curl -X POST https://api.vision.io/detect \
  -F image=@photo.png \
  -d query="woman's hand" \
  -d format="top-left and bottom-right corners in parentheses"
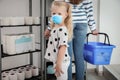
top-left (54, 63), bottom-right (64, 77)
top-left (44, 29), bottom-right (51, 38)
top-left (92, 29), bottom-right (98, 35)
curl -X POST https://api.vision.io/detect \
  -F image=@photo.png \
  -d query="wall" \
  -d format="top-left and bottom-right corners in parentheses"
top-left (95, 0), bottom-right (120, 73)
top-left (100, 0), bottom-right (120, 64)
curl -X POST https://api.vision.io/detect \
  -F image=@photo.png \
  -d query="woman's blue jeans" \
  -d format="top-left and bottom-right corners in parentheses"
top-left (68, 23), bottom-right (87, 80)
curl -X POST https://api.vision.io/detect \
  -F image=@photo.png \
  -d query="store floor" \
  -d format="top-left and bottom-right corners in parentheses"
top-left (72, 69), bottom-right (106, 80)
top-left (47, 69), bottom-right (106, 80)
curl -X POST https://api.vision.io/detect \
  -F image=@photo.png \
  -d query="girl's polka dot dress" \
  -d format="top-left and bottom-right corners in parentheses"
top-left (45, 26), bottom-right (70, 63)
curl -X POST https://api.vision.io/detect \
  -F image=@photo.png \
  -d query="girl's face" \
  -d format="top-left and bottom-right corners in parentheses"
top-left (51, 5), bottom-right (67, 25)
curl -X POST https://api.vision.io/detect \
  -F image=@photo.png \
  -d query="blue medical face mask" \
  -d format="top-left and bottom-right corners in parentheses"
top-left (51, 14), bottom-right (62, 24)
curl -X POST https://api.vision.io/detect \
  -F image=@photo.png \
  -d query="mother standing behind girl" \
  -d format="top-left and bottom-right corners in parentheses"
top-left (45, 1), bottom-right (73, 80)
top-left (64, 0), bottom-right (98, 80)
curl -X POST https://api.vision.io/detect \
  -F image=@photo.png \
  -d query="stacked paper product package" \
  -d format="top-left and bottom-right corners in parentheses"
top-left (3, 33), bottom-right (35, 55)
top-left (0, 17), bottom-right (40, 26)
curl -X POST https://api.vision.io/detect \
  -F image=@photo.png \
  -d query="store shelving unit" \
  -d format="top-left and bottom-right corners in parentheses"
top-left (0, 0), bottom-right (44, 80)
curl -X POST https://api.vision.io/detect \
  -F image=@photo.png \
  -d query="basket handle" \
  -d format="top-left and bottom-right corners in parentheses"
top-left (86, 32), bottom-right (110, 45)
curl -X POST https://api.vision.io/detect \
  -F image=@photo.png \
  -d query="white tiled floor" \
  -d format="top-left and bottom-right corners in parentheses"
top-left (73, 69), bottom-right (106, 80)
top-left (47, 69), bottom-right (107, 80)
top-left (86, 69), bottom-right (106, 80)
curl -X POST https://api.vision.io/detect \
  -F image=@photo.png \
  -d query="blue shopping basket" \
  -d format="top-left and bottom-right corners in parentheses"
top-left (84, 33), bottom-right (116, 65)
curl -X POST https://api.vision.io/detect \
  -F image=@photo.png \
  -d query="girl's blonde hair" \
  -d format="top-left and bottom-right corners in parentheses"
top-left (50, 1), bottom-right (73, 41)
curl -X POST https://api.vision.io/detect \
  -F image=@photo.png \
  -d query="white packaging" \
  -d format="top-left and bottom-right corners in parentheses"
top-left (9, 17), bottom-right (18, 25)
top-left (24, 17), bottom-right (33, 25)
top-left (2, 75), bottom-right (9, 80)
top-left (2, 71), bottom-right (10, 76)
top-left (17, 17), bottom-right (25, 25)
top-left (9, 72), bottom-right (17, 80)
top-left (25, 68), bottom-right (32, 79)
top-left (9, 17), bottom-right (24, 25)
top-left (4, 33), bottom-right (35, 55)
top-left (33, 17), bottom-right (40, 24)
top-left (72, 63), bottom-right (75, 73)
top-left (17, 70), bottom-right (25, 80)
top-left (0, 17), bottom-right (2, 25)
top-left (1, 17), bottom-right (10, 25)
top-left (10, 69), bottom-right (17, 73)
top-left (32, 66), bottom-right (39, 76)
top-left (3, 35), bottom-right (7, 53)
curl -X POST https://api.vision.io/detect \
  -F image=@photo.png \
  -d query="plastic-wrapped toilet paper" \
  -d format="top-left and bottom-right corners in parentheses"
top-left (9, 17), bottom-right (17, 25)
top-left (10, 69), bottom-right (17, 73)
top-left (17, 70), bottom-right (25, 80)
top-left (18, 67), bottom-right (25, 72)
top-left (24, 17), bottom-right (33, 25)
top-left (9, 17), bottom-right (24, 25)
top-left (32, 66), bottom-right (39, 76)
top-left (1, 17), bottom-right (10, 25)
top-left (2, 75), bottom-right (9, 80)
top-left (9, 73), bottom-right (17, 80)
top-left (25, 68), bottom-right (32, 79)
top-left (2, 71), bottom-right (9, 76)
top-left (3, 33), bottom-right (35, 55)
top-left (33, 17), bottom-right (40, 24)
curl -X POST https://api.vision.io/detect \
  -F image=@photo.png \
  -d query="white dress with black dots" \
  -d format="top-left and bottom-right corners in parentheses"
top-left (45, 26), bottom-right (70, 63)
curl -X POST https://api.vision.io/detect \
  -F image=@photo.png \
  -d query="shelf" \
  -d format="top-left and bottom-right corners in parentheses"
top-left (0, 24), bottom-right (41, 27)
top-left (47, 74), bottom-right (56, 80)
top-left (2, 65), bottom-right (41, 80)
top-left (25, 75), bottom-right (41, 80)
top-left (2, 49), bottom-right (41, 58)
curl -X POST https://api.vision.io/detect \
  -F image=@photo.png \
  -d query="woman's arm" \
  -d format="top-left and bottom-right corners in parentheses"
top-left (84, 0), bottom-right (98, 34)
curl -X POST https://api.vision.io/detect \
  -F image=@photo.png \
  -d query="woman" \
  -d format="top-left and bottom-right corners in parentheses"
top-left (66, 0), bottom-right (98, 80)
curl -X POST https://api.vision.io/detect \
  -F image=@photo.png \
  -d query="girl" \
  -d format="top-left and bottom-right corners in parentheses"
top-left (45, 0), bottom-right (98, 80)
top-left (45, 1), bottom-right (73, 80)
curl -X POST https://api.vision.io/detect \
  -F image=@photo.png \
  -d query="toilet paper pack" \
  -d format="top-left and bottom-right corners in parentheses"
top-left (3, 33), bottom-right (35, 55)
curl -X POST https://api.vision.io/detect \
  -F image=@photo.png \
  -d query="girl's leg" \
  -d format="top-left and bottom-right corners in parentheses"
top-left (57, 60), bottom-right (70, 80)
top-left (73, 23), bottom-right (87, 80)
top-left (68, 41), bottom-right (73, 80)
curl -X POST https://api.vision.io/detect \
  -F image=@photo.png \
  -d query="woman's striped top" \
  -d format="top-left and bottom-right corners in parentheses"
top-left (66, 0), bottom-right (96, 31)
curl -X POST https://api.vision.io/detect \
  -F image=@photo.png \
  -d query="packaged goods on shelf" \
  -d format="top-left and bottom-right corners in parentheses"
top-left (24, 17), bottom-right (33, 25)
top-left (0, 17), bottom-right (10, 25)
top-left (3, 33), bottom-right (35, 55)
top-left (33, 17), bottom-right (40, 24)
top-left (9, 17), bottom-right (24, 25)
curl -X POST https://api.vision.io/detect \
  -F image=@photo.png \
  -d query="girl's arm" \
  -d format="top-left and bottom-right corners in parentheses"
top-left (56, 45), bottom-right (66, 65)
top-left (54, 27), bottom-right (68, 77)
top-left (54, 45), bottom-right (66, 76)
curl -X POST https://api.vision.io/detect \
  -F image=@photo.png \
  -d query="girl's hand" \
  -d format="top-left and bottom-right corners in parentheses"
top-left (44, 29), bottom-right (51, 38)
top-left (92, 29), bottom-right (98, 35)
top-left (54, 63), bottom-right (64, 77)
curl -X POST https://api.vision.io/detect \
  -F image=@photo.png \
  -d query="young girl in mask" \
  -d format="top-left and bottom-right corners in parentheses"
top-left (45, 0), bottom-right (98, 80)
top-left (45, 1), bottom-right (73, 80)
